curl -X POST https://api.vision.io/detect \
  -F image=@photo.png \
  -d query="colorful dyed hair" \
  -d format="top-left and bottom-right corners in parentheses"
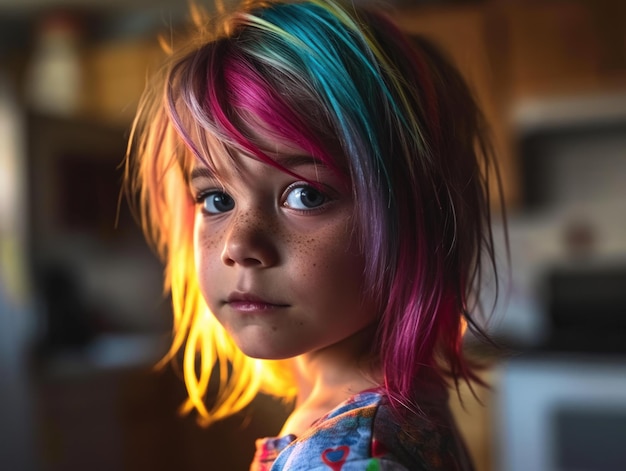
top-left (126, 0), bottom-right (501, 425)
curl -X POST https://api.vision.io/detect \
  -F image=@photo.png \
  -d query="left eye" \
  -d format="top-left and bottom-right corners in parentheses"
top-left (200, 191), bottom-right (235, 214)
top-left (284, 185), bottom-right (326, 210)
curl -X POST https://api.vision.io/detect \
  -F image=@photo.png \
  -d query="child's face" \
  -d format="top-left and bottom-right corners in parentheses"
top-left (188, 139), bottom-right (378, 360)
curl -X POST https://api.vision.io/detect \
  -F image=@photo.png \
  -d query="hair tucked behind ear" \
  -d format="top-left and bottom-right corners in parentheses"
top-left (125, 0), bottom-right (504, 425)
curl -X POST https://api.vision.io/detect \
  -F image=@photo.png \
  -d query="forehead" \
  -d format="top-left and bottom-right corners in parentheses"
top-left (188, 127), bottom-right (307, 169)
top-left (188, 150), bottom-right (327, 183)
top-left (185, 123), bottom-right (348, 186)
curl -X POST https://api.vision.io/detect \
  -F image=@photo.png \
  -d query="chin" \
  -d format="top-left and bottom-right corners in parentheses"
top-left (235, 340), bottom-right (301, 361)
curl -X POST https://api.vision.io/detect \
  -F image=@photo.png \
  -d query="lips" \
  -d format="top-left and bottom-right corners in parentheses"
top-left (225, 292), bottom-right (289, 312)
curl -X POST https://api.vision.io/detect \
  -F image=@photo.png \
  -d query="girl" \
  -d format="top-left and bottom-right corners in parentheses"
top-left (126, 0), bottom-right (503, 469)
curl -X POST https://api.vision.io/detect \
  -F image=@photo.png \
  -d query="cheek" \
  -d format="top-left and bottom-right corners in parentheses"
top-left (193, 217), bottom-right (224, 292)
top-left (194, 221), bottom-right (214, 260)
top-left (288, 223), bottom-right (366, 297)
top-left (195, 226), bottom-right (222, 254)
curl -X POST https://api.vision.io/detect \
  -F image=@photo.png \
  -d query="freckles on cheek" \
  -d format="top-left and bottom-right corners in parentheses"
top-left (287, 234), bottom-right (322, 278)
top-left (287, 225), bottom-right (360, 285)
top-left (194, 213), bottom-right (223, 250)
top-left (194, 223), bottom-right (225, 277)
top-left (287, 234), bottom-right (334, 280)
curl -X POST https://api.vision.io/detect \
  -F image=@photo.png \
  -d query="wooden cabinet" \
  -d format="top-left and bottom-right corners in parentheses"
top-left (390, 0), bottom-right (626, 209)
top-left (500, 0), bottom-right (626, 99)
top-left (390, 4), bottom-right (519, 208)
top-left (81, 38), bottom-right (165, 126)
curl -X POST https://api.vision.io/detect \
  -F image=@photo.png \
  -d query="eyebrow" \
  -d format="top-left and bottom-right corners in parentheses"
top-left (189, 166), bottom-right (216, 183)
top-left (188, 154), bottom-right (327, 184)
top-left (274, 154), bottom-right (326, 169)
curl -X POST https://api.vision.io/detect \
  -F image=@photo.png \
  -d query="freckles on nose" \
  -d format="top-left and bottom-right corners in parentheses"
top-left (221, 211), bottom-right (282, 266)
top-left (231, 213), bottom-right (262, 238)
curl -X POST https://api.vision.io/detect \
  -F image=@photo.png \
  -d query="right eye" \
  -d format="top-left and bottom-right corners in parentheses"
top-left (198, 191), bottom-right (235, 214)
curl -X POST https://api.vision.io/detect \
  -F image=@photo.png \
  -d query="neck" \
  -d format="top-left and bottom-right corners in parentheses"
top-left (292, 323), bottom-right (381, 409)
top-left (280, 324), bottom-right (381, 436)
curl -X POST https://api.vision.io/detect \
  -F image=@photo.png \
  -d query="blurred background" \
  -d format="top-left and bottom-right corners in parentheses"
top-left (0, 0), bottom-right (625, 470)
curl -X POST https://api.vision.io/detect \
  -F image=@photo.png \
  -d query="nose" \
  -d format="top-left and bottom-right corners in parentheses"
top-left (220, 211), bottom-right (279, 268)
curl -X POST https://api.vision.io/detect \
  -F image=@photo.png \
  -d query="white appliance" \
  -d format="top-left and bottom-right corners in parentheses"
top-left (497, 355), bottom-right (626, 471)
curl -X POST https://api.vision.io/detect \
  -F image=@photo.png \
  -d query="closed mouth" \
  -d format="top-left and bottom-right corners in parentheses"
top-left (225, 292), bottom-right (289, 310)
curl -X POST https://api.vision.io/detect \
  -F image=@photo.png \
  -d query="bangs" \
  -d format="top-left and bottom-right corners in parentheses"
top-left (166, 32), bottom-right (349, 188)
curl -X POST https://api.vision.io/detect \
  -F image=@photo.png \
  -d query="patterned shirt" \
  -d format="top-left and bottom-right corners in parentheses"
top-left (250, 390), bottom-right (474, 471)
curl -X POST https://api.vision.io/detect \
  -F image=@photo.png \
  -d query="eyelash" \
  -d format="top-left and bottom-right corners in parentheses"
top-left (282, 182), bottom-right (330, 212)
top-left (195, 190), bottom-right (234, 215)
top-left (194, 183), bottom-right (332, 215)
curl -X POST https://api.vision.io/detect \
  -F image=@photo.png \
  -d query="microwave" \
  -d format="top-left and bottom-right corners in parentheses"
top-left (496, 354), bottom-right (626, 471)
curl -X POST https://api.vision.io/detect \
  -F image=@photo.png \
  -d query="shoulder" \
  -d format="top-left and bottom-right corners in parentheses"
top-left (271, 391), bottom-right (474, 471)
top-left (271, 391), bottom-right (382, 470)
top-left (371, 395), bottom-right (475, 471)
